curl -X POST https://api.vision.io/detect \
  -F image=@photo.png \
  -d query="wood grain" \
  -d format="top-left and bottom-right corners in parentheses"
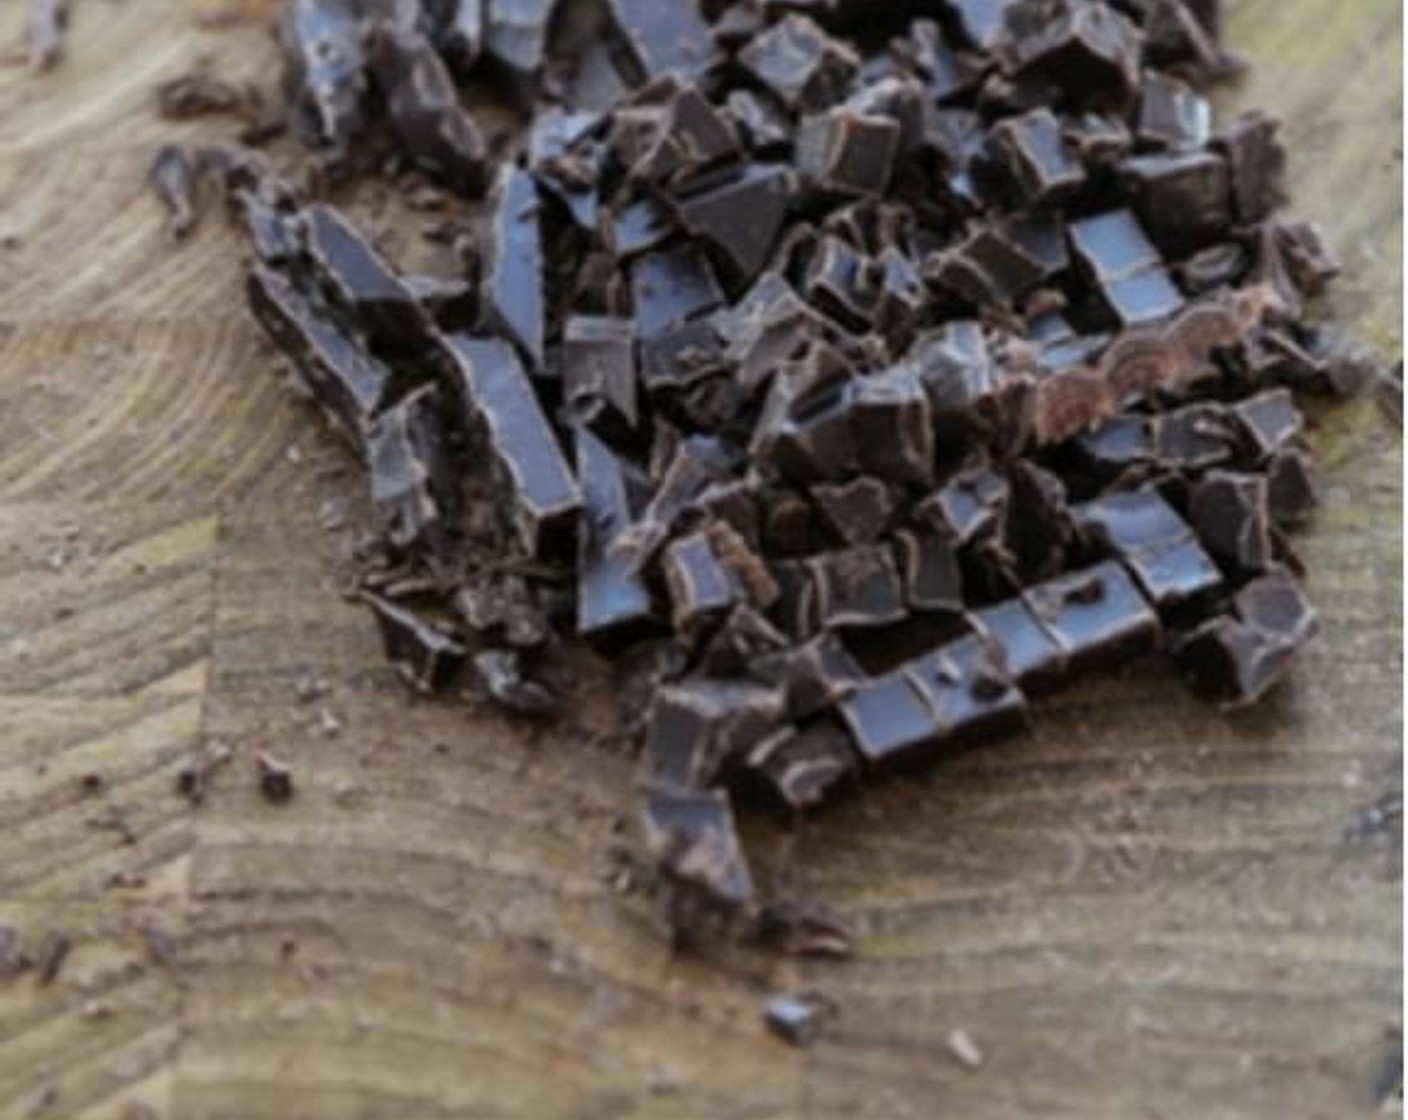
top-left (0, 1), bottom-right (1400, 1118)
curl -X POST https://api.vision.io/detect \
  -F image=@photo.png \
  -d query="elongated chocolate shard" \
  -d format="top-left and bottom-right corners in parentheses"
top-left (480, 165), bottom-right (545, 369)
top-left (1121, 150), bottom-right (1234, 256)
top-left (474, 648), bottom-right (560, 715)
top-left (246, 264), bottom-right (395, 449)
top-left (1229, 388), bottom-right (1304, 461)
top-left (969, 598), bottom-right (1067, 690)
top-left (811, 476), bottom-right (894, 546)
top-left (1213, 111), bottom-right (1285, 224)
top-left (304, 204), bottom-right (434, 350)
top-left (1006, 0), bottom-right (1142, 110)
top-left (839, 635), bottom-right (1026, 767)
top-left (751, 633), bottom-right (865, 720)
top-left (148, 145), bottom-right (202, 241)
top-left (366, 22), bottom-right (487, 194)
top-left (367, 594), bottom-right (467, 693)
top-left (575, 426), bottom-right (656, 643)
top-left (444, 335), bottom-right (581, 558)
top-left (367, 383), bottom-right (454, 561)
top-left (1068, 209), bottom-right (1184, 326)
top-left (1174, 569), bottom-right (1317, 708)
top-left (281, 0), bottom-right (370, 159)
top-left (641, 780), bottom-right (755, 912)
top-left (606, 0), bottom-right (713, 85)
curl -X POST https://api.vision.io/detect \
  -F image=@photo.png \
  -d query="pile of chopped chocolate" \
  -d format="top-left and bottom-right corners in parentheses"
top-left (156, 0), bottom-right (1380, 946)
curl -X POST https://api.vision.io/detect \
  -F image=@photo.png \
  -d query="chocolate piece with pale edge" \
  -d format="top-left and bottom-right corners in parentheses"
top-left (576, 426), bottom-right (656, 644)
top-left (368, 384), bottom-right (454, 562)
top-left (1021, 560), bottom-right (1163, 674)
top-left (368, 594), bottom-right (467, 693)
top-left (480, 165), bottom-right (545, 369)
top-left (641, 780), bottom-right (755, 912)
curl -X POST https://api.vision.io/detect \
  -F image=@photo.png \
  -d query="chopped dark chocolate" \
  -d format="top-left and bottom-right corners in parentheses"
top-left (1006, 0), bottom-right (1142, 110)
top-left (1121, 150), bottom-right (1234, 255)
top-left (1212, 111), bottom-right (1285, 224)
top-left (473, 648), bottom-right (559, 715)
top-left (1021, 561), bottom-right (1162, 674)
top-left (806, 543), bottom-right (906, 630)
top-left (257, 752), bottom-right (295, 803)
top-left (366, 22), bottom-right (488, 194)
top-left (1229, 388), bottom-right (1304, 461)
top-left (646, 678), bottom-right (786, 788)
top-left (630, 242), bottom-right (726, 339)
top-left (737, 14), bottom-right (859, 113)
top-left (751, 633), bottom-right (864, 719)
top-left (1068, 209), bottom-right (1185, 326)
top-left (641, 780), bottom-right (755, 912)
top-left (367, 593), bottom-right (467, 693)
top-left (810, 476), bottom-right (894, 545)
top-left (1265, 448), bottom-right (1321, 528)
top-left (1188, 469), bottom-right (1274, 571)
top-left (747, 719), bottom-right (857, 811)
top-left (444, 335), bottom-right (581, 558)
top-left (480, 165), bottom-right (546, 369)
top-left (675, 164), bottom-right (795, 283)
top-left (576, 426), bottom-right (657, 643)
top-left (763, 992), bottom-right (835, 1046)
top-left (367, 384), bottom-right (454, 561)
top-left (148, 145), bottom-right (202, 241)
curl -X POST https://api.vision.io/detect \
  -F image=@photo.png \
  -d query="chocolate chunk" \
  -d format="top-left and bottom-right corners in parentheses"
top-left (1007, 0), bottom-right (1142, 110)
top-left (909, 321), bottom-right (999, 438)
top-left (1022, 561), bottom-right (1162, 674)
top-left (751, 633), bottom-right (864, 720)
top-left (427, 0), bottom-right (483, 69)
top-left (618, 434), bottom-right (734, 565)
top-left (970, 598), bottom-right (1067, 689)
top-left (403, 273), bottom-right (478, 330)
top-left (630, 84), bottom-right (741, 186)
top-left (631, 242), bottom-right (726, 339)
top-left (562, 316), bottom-right (638, 433)
top-left (989, 108), bottom-right (1085, 206)
top-left (1265, 448), bottom-right (1321, 528)
top-left (1229, 388), bottom-right (1304, 461)
top-left (763, 992), bottom-right (836, 1046)
top-left (304, 204), bottom-right (433, 350)
top-left (610, 193), bottom-right (676, 258)
top-left (367, 594), bottom-right (467, 693)
top-left (281, 0), bottom-right (369, 159)
top-left (806, 543), bottom-right (906, 630)
top-left (1154, 401), bottom-right (1239, 468)
top-left (1212, 111), bottom-right (1285, 224)
top-left (1072, 413), bottom-right (1156, 474)
top-left (839, 635), bottom-right (1026, 766)
top-left (639, 318), bottom-right (729, 391)
top-left (901, 18), bottom-right (982, 102)
top-left (933, 225), bottom-right (1049, 309)
top-left (482, 0), bottom-right (555, 83)
top-left (802, 234), bottom-right (874, 329)
top-left (851, 365), bottom-right (935, 484)
top-left (1188, 469), bottom-right (1274, 571)
top-left (1121, 151), bottom-right (1233, 256)
top-left (737, 14), bottom-right (859, 112)
top-left (949, 0), bottom-right (1020, 52)
top-left (366, 22), bottom-right (487, 194)
top-left (747, 720), bottom-right (857, 811)
top-left (1074, 487), bottom-right (1223, 610)
top-left (1068, 210), bottom-right (1184, 326)
top-left (480, 165), bottom-right (545, 368)
top-left (1136, 72), bottom-right (1211, 150)
top-left (1062, 110), bottom-right (1132, 167)
top-left (675, 164), bottom-right (794, 282)
top-left (444, 335), bottom-right (582, 558)
top-left (473, 648), bottom-right (559, 715)
top-left (796, 107), bottom-right (901, 198)
top-left (156, 70), bottom-right (250, 120)
top-left (641, 780), bottom-right (755, 912)
top-left (245, 264), bottom-right (395, 448)
top-left (575, 426), bottom-right (656, 643)
top-left (1174, 569), bottom-right (1317, 708)
top-left (606, 0), bottom-right (712, 85)
top-left (894, 529), bottom-right (963, 614)
top-left (916, 466), bottom-right (1009, 548)
top-left (811, 476), bottom-right (894, 545)
top-left (256, 753), bottom-right (295, 803)
top-left (367, 384), bottom-right (454, 561)
top-left (697, 603), bottom-right (790, 675)
top-left (646, 678), bottom-right (786, 787)
top-left (725, 90), bottom-right (794, 155)
top-left (148, 145), bottom-right (202, 241)
top-left (664, 530), bottom-right (742, 632)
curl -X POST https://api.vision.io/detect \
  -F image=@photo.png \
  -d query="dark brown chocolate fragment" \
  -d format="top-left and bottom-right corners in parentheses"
top-left (838, 635), bottom-right (1026, 766)
top-left (737, 14), bottom-right (859, 112)
top-left (630, 84), bottom-right (741, 186)
top-left (304, 204), bottom-right (434, 350)
top-left (641, 780), bottom-right (755, 911)
top-left (148, 145), bottom-right (202, 241)
top-left (367, 384), bottom-right (453, 561)
top-left (664, 530), bottom-right (742, 632)
top-left (1229, 388), bottom-right (1304, 461)
top-left (609, 193), bottom-right (676, 258)
top-left (751, 632), bottom-right (865, 720)
top-left (1188, 469), bottom-right (1274, 571)
top-left (763, 992), bottom-right (835, 1046)
top-left (1072, 413), bottom-right (1156, 474)
top-left (281, 0), bottom-right (369, 159)
top-left (725, 90), bottom-right (794, 154)
top-left (482, 0), bottom-right (555, 84)
top-left (752, 902), bottom-right (855, 958)
top-left (894, 529), bottom-right (963, 614)
top-left (1136, 72), bottom-right (1210, 150)
top-left (1174, 569), bottom-right (1317, 708)
top-left (426, 0), bottom-right (483, 70)
top-left (367, 594), bottom-right (467, 693)
top-left (969, 597), bottom-right (1066, 690)
top-left (1212, 111), bottom-right (1285, 224)
top-left (675, 164), bottom-right (795, 282)
top-left (444, 335), bottom-right (581, 558)
top-left (811, 476), bottom-right (894, 545)
top-left (806, 543), bottom-right (906, 630)
top-left (245, 264), bottom-right (395, 448)
top-left (646, 678), bottom-right (786, 788)
top-left (1007, 0), bottom-right (1142, 109)
top-left (1074, 488), bottom-right (1223, 610)
top-left (747, 718), bottom-right (857, 811)
top-left (1177, 242), bottom-right (1249, 295)
top-left (257, 752), bottom-right (295, 803)
top-left (630, 242), bottom-right (726, 340)
top-left (366, 22), bottom-right (488, 194)
top-left (606, 0), bottom-right (712, 85)
top-left (575, 426), bottom-right (656, 643)
top-left (1153, 401), bottom-right (1239, 469)
top-left (473, 649), bottom-right (559, 715)
top-left (796, 107), bottom-right (901, 198)
top-left (1265, 448), bottom-right (1321, 528)
top-left (562, 316), bottom-right (638, 433)
top-left (917, 466), bottom-right (1009, 548)
top-left (1121, 150), bottom-right (1234, 256)
top-left (909, 321), bottom-right (1000, 438)
top-left (989, 108), bottom-right (1085, 206)
top-left (1022, 560), bottom-right (1162, 674)
top-left (156, 70), bottom-right (250, 120)
top-left (1068, 210), bottom-right (1184, 327)
top-left (950, 0), bottom-right (1019, 52)
top-left (480, 165), bottom-right (545, 369)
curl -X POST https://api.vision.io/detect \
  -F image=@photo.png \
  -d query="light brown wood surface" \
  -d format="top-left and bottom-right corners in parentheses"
top-left (0, 2), bottom-right (1401, 1118)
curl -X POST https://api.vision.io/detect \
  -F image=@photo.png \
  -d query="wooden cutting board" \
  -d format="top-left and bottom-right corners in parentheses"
top-left (0, 2), bottom-right (1400, 1117)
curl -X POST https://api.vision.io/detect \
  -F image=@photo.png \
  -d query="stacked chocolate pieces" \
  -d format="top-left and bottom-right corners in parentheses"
top-left (211, 0), bottom-right (1365, 942)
